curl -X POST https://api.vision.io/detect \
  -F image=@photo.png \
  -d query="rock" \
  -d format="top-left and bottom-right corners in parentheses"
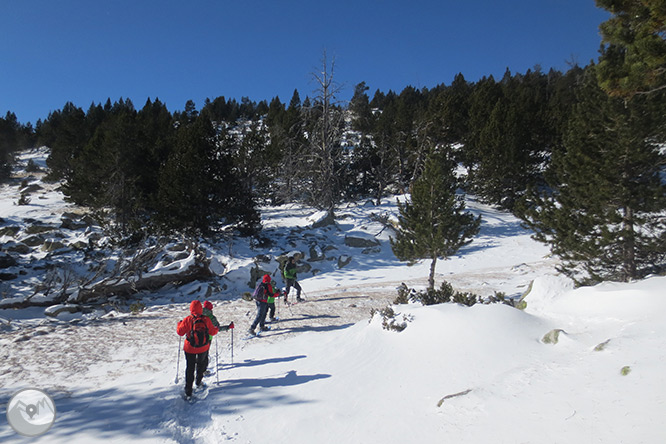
top-left (308, 210), bottom-right (336, 228)
top-left (71, 241), bottom-right (89, 250)
top-left (308, 244), bottom-right (326, 261)
top-left (3, 242), bottom-right (31, 255)
top-left (0, 254), bottom-right (18, 268)
top-left (0, 226), bottom-right (21, 237)
top-left (338, 255), bottom-right (352, 269)
top-left (254, 254), bottom-right (272, 263)
top-left (42, 240), bottom-right (67, 252)
top-left (249, 265), bottom-right (274, 289)
top-left (22, 234), bottom-right (45, 247)
top-left (25, 224), bottom-right (55, 235)
top-left (542, 329), bottom-right (566, 344)
top-left (60, 217), bottom-right (89, 230)
top-left (344, 232), bottom-right (380, 248)
top-left (362, 246), bottom-right (382, 254)
top-left (0, 272), bottom-right (17, 281)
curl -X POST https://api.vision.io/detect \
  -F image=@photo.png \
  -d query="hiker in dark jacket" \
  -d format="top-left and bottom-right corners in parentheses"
top-left (177, 300), bottom-right (219, 397)
top-left (283, 256), bottom-right (302, 303)
top-left (248, 274), bottom-right (279, 336)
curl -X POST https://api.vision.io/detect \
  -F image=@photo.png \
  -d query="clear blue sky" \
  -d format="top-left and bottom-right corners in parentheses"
top-left (1, 0), bottom-right (610, 125)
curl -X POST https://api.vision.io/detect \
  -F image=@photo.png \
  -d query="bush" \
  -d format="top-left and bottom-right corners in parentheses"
top-left (129, 302), bottom-right (146, 314)
top-left (370, 306), bottom-right (413, 332)
top-left (396, 281), bottom-right (515, 307)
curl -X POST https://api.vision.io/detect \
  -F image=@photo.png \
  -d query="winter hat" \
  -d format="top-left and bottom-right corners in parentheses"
top-left (203, 301), bottom-right (213, 310)
top-left (190, 300), bottom-right (203, 315)
top-left (262, 274), bottom-right (271, 283)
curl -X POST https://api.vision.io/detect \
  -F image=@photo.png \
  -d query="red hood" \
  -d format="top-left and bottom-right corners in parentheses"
top-left (190, 300), bottom-right (203, 316)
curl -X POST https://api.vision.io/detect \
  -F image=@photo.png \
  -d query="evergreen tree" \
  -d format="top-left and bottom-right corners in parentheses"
top-left (0, 113), bottom-right (19, 180)
top-left (349, 81), bottom-right (373, 133)
top-left (156, 116), bottom-right (259, 235)
top-left (42, 102), bottom-right (88, 181)
top-left (596, 0), bottom-right (666, 97)
top-left (391, 149), bottom-right (481, 291)
top-left (518, 66), bottom-right (666, 283)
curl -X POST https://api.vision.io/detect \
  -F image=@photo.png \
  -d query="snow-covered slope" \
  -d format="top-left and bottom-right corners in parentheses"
top-left (1, 149), bottom-right (664, 443)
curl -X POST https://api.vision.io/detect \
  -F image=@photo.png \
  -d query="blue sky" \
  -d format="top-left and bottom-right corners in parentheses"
top-left (1, 0), bottom-right (609, 125)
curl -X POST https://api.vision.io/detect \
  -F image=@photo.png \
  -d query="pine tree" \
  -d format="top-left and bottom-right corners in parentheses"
top-left (156, 114), bottom-right (261, 235)
top-left (391, 149), bottom-right (481, 291)
top-left (518, 66), bottom-right (666, 283)
top-left (596, 0), bottom-right (666, 97)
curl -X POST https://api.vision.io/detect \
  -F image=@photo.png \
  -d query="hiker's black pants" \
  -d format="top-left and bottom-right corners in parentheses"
top-left (284, 279), bottom-right (301, 300)
top-left (184, 350), bottom-right (209, 395)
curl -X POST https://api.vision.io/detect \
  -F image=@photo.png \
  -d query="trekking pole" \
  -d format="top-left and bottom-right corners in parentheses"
top-left (215, 335), bottom-right (220, 385)
top-left (229, 322), bottom-right (235, 365)
top-left (174, 336), bottom-right (182, 384)
top-left (284, 290), bottom-right (294, 315)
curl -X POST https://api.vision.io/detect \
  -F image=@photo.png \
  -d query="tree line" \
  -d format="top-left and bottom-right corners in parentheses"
top-left (1, 1), bottom-right (664, 284)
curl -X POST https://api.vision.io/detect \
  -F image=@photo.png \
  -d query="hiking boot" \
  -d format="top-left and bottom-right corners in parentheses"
top-left (296, 297), bottom-right (304, 302)
top-left (247, 328), bottom-right (256, 336)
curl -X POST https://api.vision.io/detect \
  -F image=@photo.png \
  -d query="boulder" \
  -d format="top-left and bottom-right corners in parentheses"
top-left (362, 246), bottom-right (382, 255)
top-left (338, 255), bottom-right (352, 269)
top-left (61, 217), bottom-right (89, 230)
top-left (308, 244), bottom-right (326, 261)
top-left (42, 240), bottom-right (67, 252)
top-left (344, 232), bottom-right (380, 248)
top-left (25, 224), bottom-right (55, 235)
top-left (0, 226), bottom-right (21, 237)
top-left (3, 242), bottom-right (30, 255)
top-left (22, 234), bottom-right (45, 247)
top-left (308, 210), bottom-right (336, 228)
top-left (0, 254), bottom-right (17, 269)
top-left (542, 329), bottom-right (567, 344)
top-left (249, 265), bottom-right (274, 289)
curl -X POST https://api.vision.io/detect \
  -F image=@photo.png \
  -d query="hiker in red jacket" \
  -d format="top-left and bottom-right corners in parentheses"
top-left (177, 300), bottom-right (219, 397)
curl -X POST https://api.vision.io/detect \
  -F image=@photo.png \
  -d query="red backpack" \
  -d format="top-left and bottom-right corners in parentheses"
top-left (186, 315), bottom-right (210, 348)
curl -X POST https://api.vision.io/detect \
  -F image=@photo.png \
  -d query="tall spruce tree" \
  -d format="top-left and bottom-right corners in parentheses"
top-left (518, 66), bottom-right (666, 283)
top-left (391, 148), bottom-right (481, 291)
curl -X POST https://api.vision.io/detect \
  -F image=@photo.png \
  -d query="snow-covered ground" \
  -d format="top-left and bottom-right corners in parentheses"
top-left (1, 149), bottom-right (664, 443)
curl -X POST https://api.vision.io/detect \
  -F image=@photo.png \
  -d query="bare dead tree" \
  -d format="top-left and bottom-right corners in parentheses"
top-left (304, 50), bottom-right (346, 211)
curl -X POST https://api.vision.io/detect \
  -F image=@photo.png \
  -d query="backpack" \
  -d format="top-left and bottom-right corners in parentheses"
top-left (186, 315), bottom-right (210, 348)
top-left (252, 282), bottom-right (268, 301)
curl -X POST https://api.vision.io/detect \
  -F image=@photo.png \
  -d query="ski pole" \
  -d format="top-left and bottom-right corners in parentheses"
top-left (229, 322), bottom-right (235, 365)
top-left (215, 334), bottom-right (220, 385)
top-left (175, 336), bottom-right (182, 384)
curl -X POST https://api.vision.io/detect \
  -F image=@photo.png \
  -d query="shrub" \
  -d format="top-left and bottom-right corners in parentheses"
top-left (370, 306), bottom-right (413, 332)
top-left (130, 302), bottom-right (146, 314)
